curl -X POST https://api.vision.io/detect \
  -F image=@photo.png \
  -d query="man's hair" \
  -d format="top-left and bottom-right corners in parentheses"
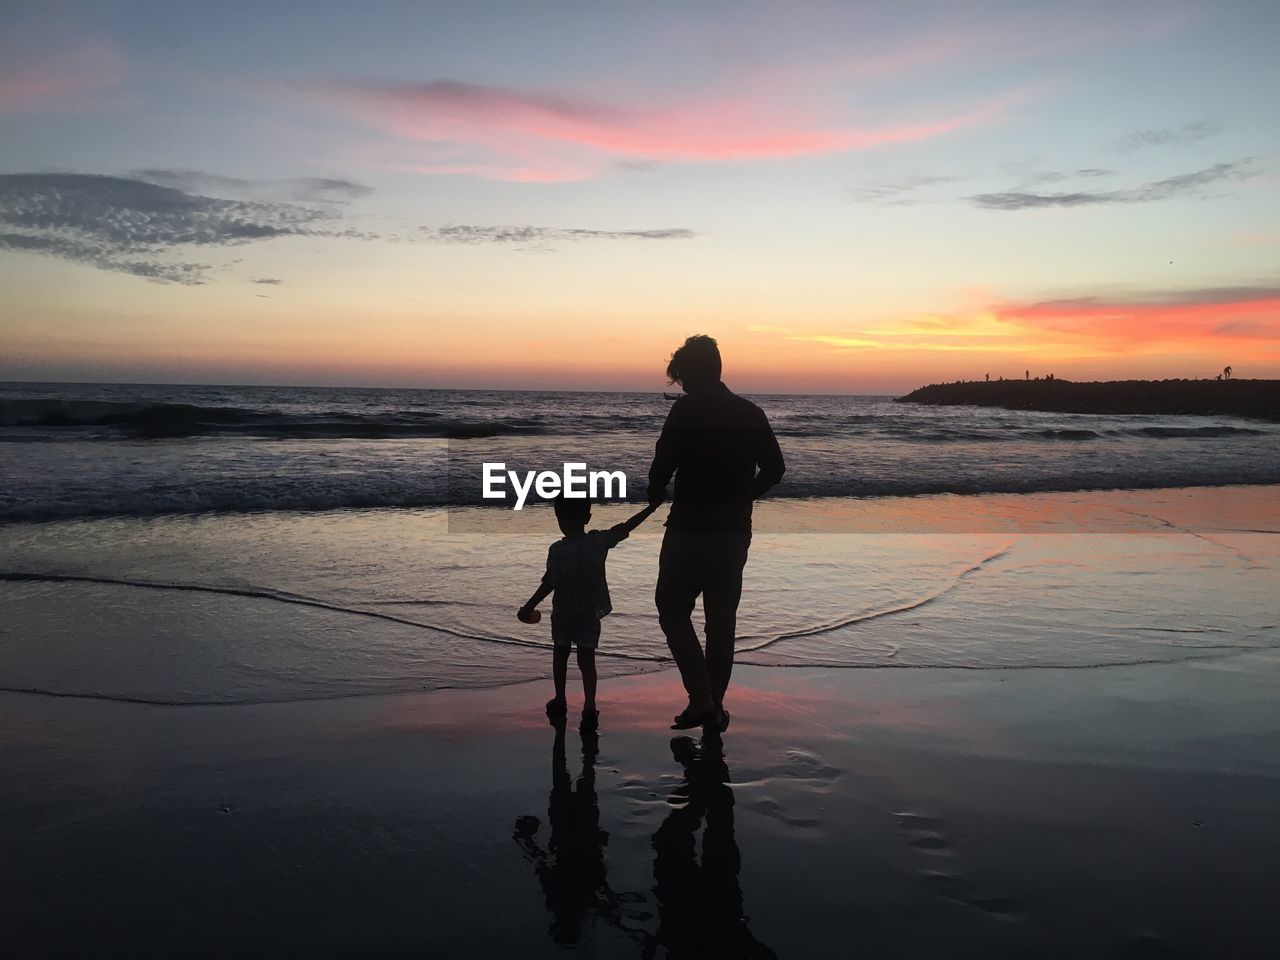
top-left (666, 334), bottom-right (721, 387)
top-left (553, 493), bottom-right (592, 526)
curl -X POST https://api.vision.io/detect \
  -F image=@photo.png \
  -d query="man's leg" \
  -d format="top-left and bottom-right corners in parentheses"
top-left (703, 534), bottom-right (750, 710)
top-left (656, 530), bottom-right (713, 713)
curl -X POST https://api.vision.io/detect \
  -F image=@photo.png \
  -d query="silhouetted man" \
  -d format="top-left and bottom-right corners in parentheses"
top-left (647, 335), bottom-right (785, 731)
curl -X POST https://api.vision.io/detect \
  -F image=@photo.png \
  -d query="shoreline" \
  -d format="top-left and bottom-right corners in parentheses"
top-left (4, 481), bottom-right (1278, 531)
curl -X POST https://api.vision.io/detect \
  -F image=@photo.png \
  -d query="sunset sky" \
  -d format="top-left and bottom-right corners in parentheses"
top-left (2, 0), bottom-right (1278, 393)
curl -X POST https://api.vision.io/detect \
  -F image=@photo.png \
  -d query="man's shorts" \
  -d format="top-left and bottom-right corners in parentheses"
top-left (552, 619), bottom-right (601, 650)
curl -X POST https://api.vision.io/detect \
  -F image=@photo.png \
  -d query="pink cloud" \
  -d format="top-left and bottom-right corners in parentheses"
top-left (305, 76), bottom-right (1019, 181)
top-left (275, 0), bottom-right (1196, 183)
top-left (0, 41), bottom-right (122, 113)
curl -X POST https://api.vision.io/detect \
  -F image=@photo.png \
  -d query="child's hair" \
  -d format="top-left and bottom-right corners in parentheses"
top-left (553, 493), bottom-right (592, 526)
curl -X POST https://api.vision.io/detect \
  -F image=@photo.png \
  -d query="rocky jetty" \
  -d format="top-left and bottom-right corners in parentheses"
top-left (896, 378), bottom-right (1280, 421)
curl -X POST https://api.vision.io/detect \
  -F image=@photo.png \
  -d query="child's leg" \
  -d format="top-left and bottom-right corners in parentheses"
top-left (576, 647), bottom-right (597, 710)
top-left (552, 645), bottom-right (570, 704)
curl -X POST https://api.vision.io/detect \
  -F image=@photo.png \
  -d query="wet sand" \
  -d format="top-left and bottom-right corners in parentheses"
top-left (5, 652), bottom-right (1279, 958)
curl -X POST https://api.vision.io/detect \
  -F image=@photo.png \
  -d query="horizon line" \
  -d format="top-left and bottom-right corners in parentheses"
top-left (0, 377), bottom-right (904, 399)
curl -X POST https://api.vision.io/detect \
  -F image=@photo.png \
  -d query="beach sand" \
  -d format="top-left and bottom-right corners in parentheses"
top-left (5, 651), bottom-right (1280, 958)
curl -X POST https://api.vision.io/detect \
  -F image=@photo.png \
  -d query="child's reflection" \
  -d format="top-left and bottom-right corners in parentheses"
top-left (514, 721), bottom-right (643, 945)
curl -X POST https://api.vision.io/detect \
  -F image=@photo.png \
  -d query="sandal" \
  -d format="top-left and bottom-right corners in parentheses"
top-left (580, 707), bottom-right (599, 732)
top-left (671, 706), bottom-right (716, 730)
top-left (545, 697), bottom-right (568, 720)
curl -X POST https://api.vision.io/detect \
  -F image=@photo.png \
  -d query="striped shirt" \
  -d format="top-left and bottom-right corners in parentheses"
top-left (541, 524), bottom-right (630, 631)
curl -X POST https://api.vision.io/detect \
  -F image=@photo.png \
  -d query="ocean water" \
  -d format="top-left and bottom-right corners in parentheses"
top-left (3, 381), bottom-right (1280, 520)
top-left (2, 382), bottom-right (1278, 706)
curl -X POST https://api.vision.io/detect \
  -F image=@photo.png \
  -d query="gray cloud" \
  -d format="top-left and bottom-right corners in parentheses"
top-left (1213, 319), bottom-right (1280, 338)
top-left (0, 173), bottom-right (341, 283)
top-left (969, 159), bottom-right (1256, 211)
top-left (422, 225), bottom-right (694, 245)
top-left (1115, 121), bottom-right (1220, 153)
top-left (0, 230), bottom-right (208, 284)
top-left (1150, 284), bottom-right (1280, 306)
top-left (130, 169), bottom-right (372, 203)
top-left (849, 175), bottom-right (956, 205)
top-left (1019, 284), bottom-right (1280, 314)
top-left (614, 159), bottom-right (661, 173)
top-left (1015, 167), bottom-right (1114, 186)
top-left (0, 171), bottom-right (696, 282)
top-left (851, 168), bottom-right (1114, 207)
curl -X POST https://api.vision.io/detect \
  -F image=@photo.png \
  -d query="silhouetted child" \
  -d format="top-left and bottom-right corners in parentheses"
top-left (519, 495), bottom-right (658, 731)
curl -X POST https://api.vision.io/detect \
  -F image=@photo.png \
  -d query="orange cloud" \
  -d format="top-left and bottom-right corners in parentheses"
top-left (994, 288), bottom-right (1280, 350)
top-left (748, 285), bottom-right (1280, 378)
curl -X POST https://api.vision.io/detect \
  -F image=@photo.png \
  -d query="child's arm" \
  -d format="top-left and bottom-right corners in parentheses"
top-left (520, 546), bottom-right (556, 620)
top-left (519, 581), bottom-right (553, 618)
top-left (618, 501), bottom-right (659, 535)
top-left (599, 502), bottom-right (660, 550)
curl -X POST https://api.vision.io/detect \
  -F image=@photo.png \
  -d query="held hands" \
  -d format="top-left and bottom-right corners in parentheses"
top-left (646, 484), bottom-right (666, 508)
top-left (517, 605), bottom-right (541, 624)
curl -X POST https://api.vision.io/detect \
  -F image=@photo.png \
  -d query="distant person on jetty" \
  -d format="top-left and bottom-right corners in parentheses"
top-left (519, 496), bottom-right (658, 730)
top-left (648, 335), bottom-right (786, 732)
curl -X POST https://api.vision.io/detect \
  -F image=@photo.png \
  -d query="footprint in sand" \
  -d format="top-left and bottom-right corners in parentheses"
top-left (777, 749), bottom-right (842, 785)
top-left (747, 796), bottom-right (822, 830)
top-left (919, 869), bottom-right (1021, 915)
top-left (894, 811), bottom-right (1022, 918)
top-left (617, 775), bottom-right (669, 817)
top-left (739, 748), bottom-right (841, 830)
top-left (894, 812), bottom-right (951, 851)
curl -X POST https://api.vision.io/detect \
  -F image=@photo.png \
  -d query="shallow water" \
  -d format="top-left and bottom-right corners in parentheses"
top-left (3, 491), bottom-right (1277, 705)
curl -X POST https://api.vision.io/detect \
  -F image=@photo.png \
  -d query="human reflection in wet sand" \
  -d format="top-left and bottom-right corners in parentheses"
top-left (514, 720), bottom-right (646, 946)
top-left (644, 734), bottom-right (776, 959)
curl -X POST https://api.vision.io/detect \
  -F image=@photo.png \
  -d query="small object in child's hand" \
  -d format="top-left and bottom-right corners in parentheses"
top-left (518, 607), bottom-right (541, 624)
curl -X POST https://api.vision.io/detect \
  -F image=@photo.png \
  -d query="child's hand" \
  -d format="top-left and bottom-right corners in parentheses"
top-left (517, 606), bottom-right (541, 624)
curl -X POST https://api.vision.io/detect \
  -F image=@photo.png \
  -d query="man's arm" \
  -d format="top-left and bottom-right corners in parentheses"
top-left (751, 414), bottom-right (785, 500)
top-left (646, 401), bottom-right (684, 506)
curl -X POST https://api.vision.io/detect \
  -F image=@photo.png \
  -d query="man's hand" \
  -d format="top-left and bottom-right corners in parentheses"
top-left (646, 484), bottom-right (666, 508)
top-left (517, 605), bottom-right (541, 624)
